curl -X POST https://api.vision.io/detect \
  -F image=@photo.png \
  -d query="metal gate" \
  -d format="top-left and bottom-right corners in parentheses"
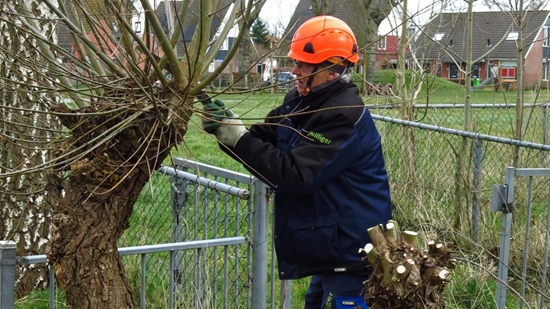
top-left (492, 167), bottom-right (550, 308)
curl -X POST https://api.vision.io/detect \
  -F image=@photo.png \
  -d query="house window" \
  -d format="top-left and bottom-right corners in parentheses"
top-left (221, 37), bottom-right (228, 50)
top-left (506, 31), bottom-right (518, 40)
top-left (543, 61), bottom-right (548, 81)
top-left (208, 60), bottom-right (215, 73)
top-left (134, 21), bottom-right (142, 34)
top-left (112, 23), bottom-right (120, 39)
top-left (377, 36), bottom-right (386, 50)
top-left (433, 32), bottom-right (445, 41)
top-left (449, 63), bottom-right (459, 79)
top-left (544, 27), bottom-right (550, 47)
top-left (471, 64), bottom-right (479, 78)
top-left (449, 39), bottom-right (453, 47)
top-left (501, 66), bottom-right (516, 78)
top-left (487, 39), bottom-right (491, 47)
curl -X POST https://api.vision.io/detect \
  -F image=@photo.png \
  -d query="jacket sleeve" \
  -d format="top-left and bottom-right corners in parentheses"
top-left (222, 108), bottom-right (363, 194)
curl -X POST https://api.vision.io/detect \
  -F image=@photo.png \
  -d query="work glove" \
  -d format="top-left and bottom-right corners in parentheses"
top-left (201, 99), bottom-right (248, 147)
top-left (201, 98), bottom-right (227, 134)
top-left (214, 114), bottom-right (248, 147)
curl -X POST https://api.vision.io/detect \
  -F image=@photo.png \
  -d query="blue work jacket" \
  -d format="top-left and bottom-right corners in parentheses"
top-left (222, 78), bottom-right (392, 279)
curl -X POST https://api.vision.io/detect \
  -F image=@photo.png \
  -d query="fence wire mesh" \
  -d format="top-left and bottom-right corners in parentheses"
top-left (120, 160), bottom-right (254, 309)
top-left (374, 110), bottom-right (548, 237)
top-left (370, 104), bottom-right (550, 308)
top-left (369, 103), bottom-right (548, 145)
top-left (506, 174), bottom-right (550, 308)
top-left (116, 104), bottom-right (550, 308)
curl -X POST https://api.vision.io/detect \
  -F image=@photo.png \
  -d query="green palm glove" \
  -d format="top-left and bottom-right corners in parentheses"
top-left (202, 99), bottom-right (227, 134)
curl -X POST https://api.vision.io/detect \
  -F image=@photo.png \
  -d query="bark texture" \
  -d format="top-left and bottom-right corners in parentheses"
top-left (0, 0), bottom-right (60, 297)
top-left (45, 87), bottom-right (192, 308)
top-left (360, 221), bottom-right (455, 309)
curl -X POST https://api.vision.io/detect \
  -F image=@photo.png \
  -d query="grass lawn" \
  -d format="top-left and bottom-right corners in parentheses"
top-left (16, 71), bottom-right (550, 309)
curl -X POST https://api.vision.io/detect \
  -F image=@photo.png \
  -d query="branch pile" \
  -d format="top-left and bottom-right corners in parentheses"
top-left (359, 220), bottom-right (455, 309)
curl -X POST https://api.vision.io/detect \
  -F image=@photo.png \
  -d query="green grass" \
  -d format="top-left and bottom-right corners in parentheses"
top-left (145, 72), bottom-right (550, 308)
top-left (16, 71), bottom-right (550, 308)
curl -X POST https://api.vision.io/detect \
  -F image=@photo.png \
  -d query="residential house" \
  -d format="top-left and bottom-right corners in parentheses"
top-left (375, 33), bottom-right (401, 70)
top-left (252, 35), bottom-right (284, 82)
top-left (57, 1), bottom-right (236, 81)
top-left (283, 0), bottom-right (402, 73)
top-left (155, 0), bottom-right (235, 75)
top-left (411, 11), bottom-right (550, 88)
top-left (56, 1), bottom-right (140, 65)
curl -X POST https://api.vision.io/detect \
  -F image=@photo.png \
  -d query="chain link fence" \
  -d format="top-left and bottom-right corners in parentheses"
top-left (114, 103), bottom-right (550, 308)
top-left (119, 159), bottom-right (259, 309)
top-left (369, 104), bottom-right (550, 308)
top-left (369, 103), bottom-right (549, 145)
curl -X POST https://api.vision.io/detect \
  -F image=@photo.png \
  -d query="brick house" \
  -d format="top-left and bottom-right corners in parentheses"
top-left (55, 1), bottom-right (142, 85)
top-left (411, 10), bottom-right (550, 88)
top-left (283, 0), bottom-right (402, 73)
top-left (57, 1), bottom-right (236, 76)
top-left (374, 33), bottom-right (401, 70)
top-left (154, 0), bottom-right (235, 74)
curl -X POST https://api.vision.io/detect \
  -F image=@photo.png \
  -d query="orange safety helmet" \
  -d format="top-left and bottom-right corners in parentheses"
top-left (288, 15), bottom-right (359, 65)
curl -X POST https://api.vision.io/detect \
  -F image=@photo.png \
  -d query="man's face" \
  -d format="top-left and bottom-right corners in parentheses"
top-left (291, 60), bottom-right (335, 94)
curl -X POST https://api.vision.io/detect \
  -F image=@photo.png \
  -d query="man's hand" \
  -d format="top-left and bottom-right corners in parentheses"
top-left (201, 99), bottom-right (226, 134)
top-left (215, 115), bottom-right (248, 147)
top-left (201, 98), bottom-right (248, 147)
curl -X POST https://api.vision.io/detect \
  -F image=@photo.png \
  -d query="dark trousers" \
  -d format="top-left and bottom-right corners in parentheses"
top-left (303, 273), bottom-right (369, 309)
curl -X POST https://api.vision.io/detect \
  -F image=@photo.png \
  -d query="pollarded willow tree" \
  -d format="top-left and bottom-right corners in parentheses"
top-left (0, 0), bottom-right (265, 308)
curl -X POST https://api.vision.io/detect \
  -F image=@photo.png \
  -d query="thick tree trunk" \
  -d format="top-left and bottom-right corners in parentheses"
top-left (45, 93), bottom-right (191, 308)
top-left (46, 170), bottom-right (146, 308)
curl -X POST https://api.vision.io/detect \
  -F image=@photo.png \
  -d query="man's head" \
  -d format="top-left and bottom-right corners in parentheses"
top-left (288, 15), bottom-right (359, 96)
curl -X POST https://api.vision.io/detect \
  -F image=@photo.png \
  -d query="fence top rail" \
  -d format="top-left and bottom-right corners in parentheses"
top-left (513, 167), bottom-right (550, 177)
top-left (172, 158), bottom-right (254, 184)
top-left (14, 237), bottom-right (247, 266)
top-left (158, 165), bottom-right (250, 200)
top-left (368, 103), bottom-right (550, 109)
top-left (372, 114), bottom-right (550, 151)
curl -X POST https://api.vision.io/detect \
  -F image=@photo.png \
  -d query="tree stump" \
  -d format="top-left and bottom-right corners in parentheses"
top-left (359, 220), bottom-right (455, 309)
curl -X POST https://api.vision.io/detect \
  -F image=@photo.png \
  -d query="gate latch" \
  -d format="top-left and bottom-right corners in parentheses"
top-left (491, 184), bottom-right (513, 213)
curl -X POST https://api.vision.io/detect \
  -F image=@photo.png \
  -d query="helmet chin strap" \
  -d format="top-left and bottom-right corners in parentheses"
top-left (300, 64), bottom-right (320, 96)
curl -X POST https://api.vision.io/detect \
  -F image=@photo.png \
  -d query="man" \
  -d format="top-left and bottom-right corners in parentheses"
top-left (202, 15), bottom-right (392, 309)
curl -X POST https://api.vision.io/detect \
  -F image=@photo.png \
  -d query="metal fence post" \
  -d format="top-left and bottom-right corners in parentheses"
top-left (252, 179), bottom-right (269, 309)
top-left (170, 163), bottom-right (187, 303)
top-left (542, 103), bottom-right (548, 167)
top-left (472, 137), bottom-right (483, 242)
top-left (0, 240), bottom-right (16, 309)
top-left (492, 167), bottom-right (515, 309)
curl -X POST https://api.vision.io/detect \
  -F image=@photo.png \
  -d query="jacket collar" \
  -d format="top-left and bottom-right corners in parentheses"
top-left (292, 77), bottom-right (352, 109)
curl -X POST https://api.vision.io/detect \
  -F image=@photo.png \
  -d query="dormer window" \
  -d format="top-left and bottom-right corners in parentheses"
top-left (433, 32), bottom-right (445, 41)
top-left (506, 31), bottom-right (518, 40)
top-left (134, 21), bottom-right (142, 34)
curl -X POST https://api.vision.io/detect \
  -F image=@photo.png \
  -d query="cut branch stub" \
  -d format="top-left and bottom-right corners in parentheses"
top-left (361, 221), bottom-right (455, 309)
